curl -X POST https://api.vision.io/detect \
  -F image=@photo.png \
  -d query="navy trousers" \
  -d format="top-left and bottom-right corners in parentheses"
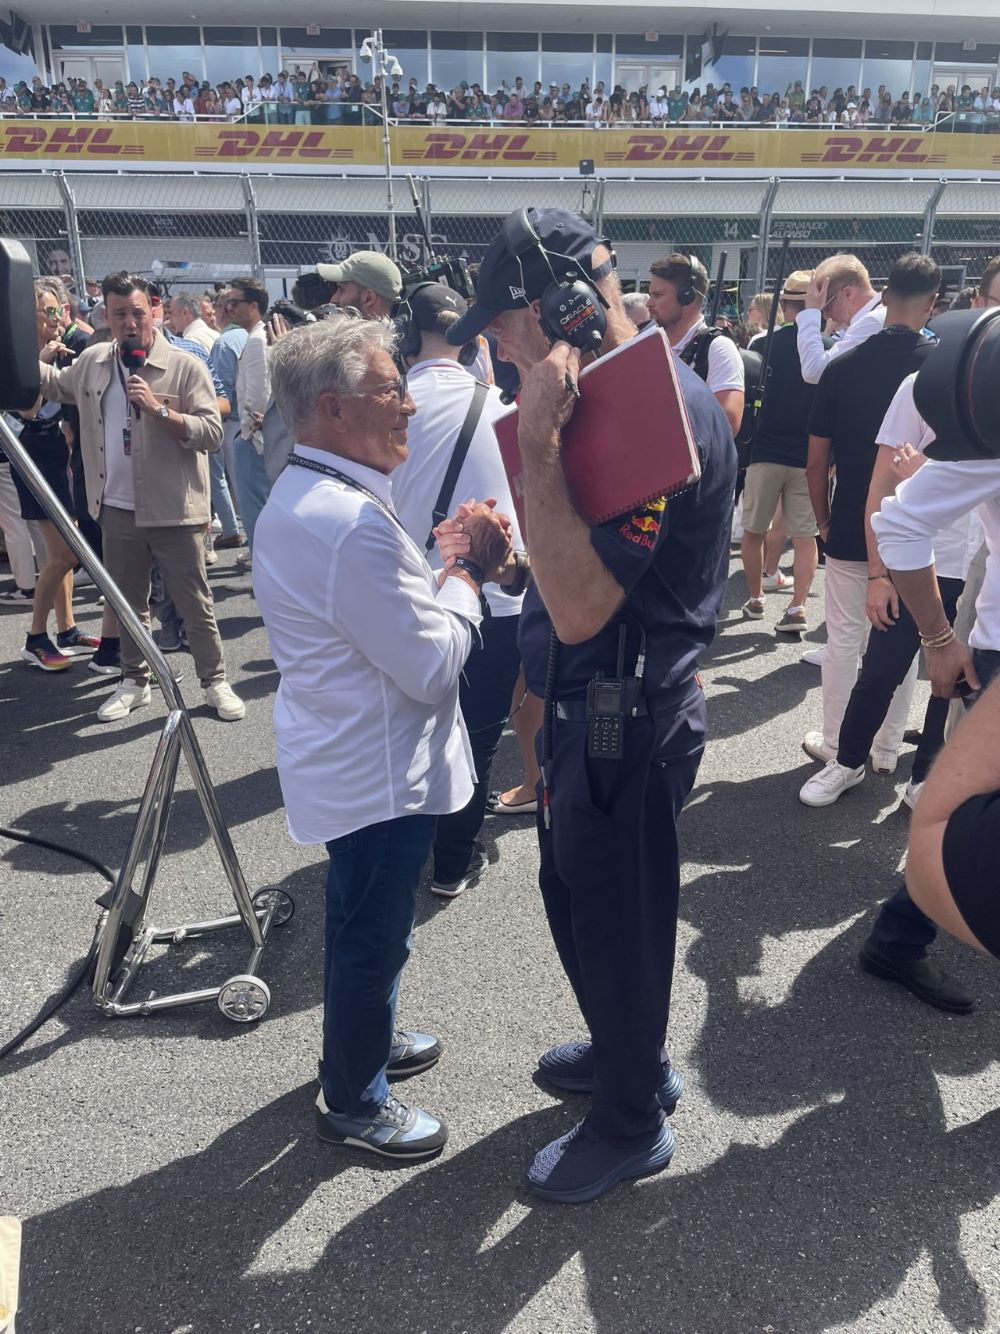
top-left (537, 686), bottom-right (705, 1141)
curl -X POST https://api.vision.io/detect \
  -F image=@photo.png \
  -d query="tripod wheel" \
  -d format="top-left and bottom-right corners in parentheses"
top-left (252, 888), bottom-right (295, 927)
top-left (217, 973), bottom-right (271, 1023)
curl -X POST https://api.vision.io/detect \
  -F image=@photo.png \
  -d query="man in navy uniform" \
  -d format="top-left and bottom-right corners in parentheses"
top-left (447, 209), bottom-right (736, 1202)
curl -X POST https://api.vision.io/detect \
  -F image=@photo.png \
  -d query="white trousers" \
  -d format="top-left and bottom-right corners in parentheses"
top-left (0, 461), bottom-right (40, 591)
top-left (821, 556), bottom-right (918, 755)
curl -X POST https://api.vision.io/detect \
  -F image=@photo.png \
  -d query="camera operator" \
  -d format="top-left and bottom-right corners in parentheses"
top-left (253, 319), bottom-right (510, 1162)
top-left (390, 281), bottom-right (528, 898)
top-left (444, 209), bottom-right (736, 1203)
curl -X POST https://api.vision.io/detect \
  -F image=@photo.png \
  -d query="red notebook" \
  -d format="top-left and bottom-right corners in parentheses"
top-left (493, 324), bottom-right (701, 536)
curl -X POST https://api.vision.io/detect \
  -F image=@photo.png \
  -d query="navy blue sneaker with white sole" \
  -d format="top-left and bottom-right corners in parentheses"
top-left (527, 1119), bottom-right (675, 1204)
top-left (315, 1090), bottom-right (447, 1161)
top-left (536, 1041), bottom-right (684, 1114)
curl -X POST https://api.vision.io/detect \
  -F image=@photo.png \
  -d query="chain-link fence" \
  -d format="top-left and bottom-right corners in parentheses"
top-left (2, 170), bottom-right (997, 314)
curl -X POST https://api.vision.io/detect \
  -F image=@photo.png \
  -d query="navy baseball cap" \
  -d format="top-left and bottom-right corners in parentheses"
top-left (407, 281), bottom-right (468, 333)
top-left (446, 207), bottom-right (610, 345)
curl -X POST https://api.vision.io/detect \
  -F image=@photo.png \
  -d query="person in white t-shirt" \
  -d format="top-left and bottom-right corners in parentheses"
top-left (390, 282), bottom-right (528, 899)
top-left (173, 89), bottom-right (196, 121)
top-left (585, 96), bottom-right (608, 127)
top-left (646, 252), bottom-right (744, 436)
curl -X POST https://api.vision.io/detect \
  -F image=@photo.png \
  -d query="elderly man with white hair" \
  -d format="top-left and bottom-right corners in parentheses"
top-left (253, 318), bottom-right (510, 1163)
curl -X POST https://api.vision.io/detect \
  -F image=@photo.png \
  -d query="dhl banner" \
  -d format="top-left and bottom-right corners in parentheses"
top-left (0, 119), bottom-right (996, 175)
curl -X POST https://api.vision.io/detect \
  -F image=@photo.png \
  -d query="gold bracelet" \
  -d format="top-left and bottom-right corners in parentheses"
top-left (920, 628), bottom-right (955, 650)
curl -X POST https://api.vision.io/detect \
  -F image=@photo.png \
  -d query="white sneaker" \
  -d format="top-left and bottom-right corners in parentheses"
top-left (870, 748), bottom-right (898, 775)
top-left (204, 680), bottom-right (245, 720)
top-left (97, 678), bottom-right (151, 722)
top-left (801, 646), bottom-right (826, 667)
top-left (903, 780), bottom-right (924, 810)
top-left (762, 570), bottom-right (793, 592)
top-left (802, 730), bottom-right (836, 763)
top-left (799, 758), bottom-right (866, 807)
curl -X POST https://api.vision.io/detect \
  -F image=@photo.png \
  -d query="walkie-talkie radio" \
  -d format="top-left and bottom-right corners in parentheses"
top-left (586, 624), bottom-right (646, 761)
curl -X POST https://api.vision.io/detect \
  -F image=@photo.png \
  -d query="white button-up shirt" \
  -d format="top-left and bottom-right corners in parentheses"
top-left (796, 292), bottom-right (887, 384)
top-left (390, 359), bottom-right (525, 619)
top-left (873, 455), bottom-right (1000, 653)
top-left (252, 445), bottom-right (480, 844)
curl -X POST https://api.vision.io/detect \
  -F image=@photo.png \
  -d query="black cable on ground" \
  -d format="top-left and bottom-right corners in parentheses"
top-left (0, 826), bottom-right (114, 1061)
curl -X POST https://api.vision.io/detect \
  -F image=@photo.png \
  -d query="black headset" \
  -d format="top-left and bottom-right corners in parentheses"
top-left (501, 208), bottom-right (614, 354)
top-left (675, 255), bottom-right (708, 308)
top-left (395, 281), bottom-right (478, 366)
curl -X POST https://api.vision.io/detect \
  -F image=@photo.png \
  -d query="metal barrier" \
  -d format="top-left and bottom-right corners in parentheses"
top-left (0, 418), bottom-right (292, 1024)
top-left (5, 169), bottom-right (998, 313)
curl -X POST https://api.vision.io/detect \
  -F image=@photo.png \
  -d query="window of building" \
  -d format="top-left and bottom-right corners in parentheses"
top-left (381, 31), bottom-right (429, 88)
top-left (430, 32), bottom-right (484, 94)
top-left (259, 27), bottom-right (278, 81)
top-left (862, 39), bottom-right (914, 102)
top-left (205, 27), bottom-right (259, 89)
top-left (486, 32), bottom-right (539, 92)
top-left (49, 25), bottom-right (124, 50)
top-left (541, 34), bottom-right (594, 94)
top-left (913, 42), bottom-right (933, 100)
top-left (125, 25), bottom-right (146, 83)
top-left (0, 32), bottom-right (38, 87)
top-left (595, 35), bottom-right (613, 91)
top-left (694, 34), bottom-right (755, 95)
top-left (810, 38), bottom-right (863, 99)
top-left (933, 42), bottom-right (1000, 66)
top-left (145, 26), bottom-right (205, 85)
top-left (756, 36), bottom-right (809, 100)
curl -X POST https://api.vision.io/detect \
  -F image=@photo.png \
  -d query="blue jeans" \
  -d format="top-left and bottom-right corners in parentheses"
top-left (229, 437), bottom-right (271, 554)
top-left (209, 449), bottom-right (240, 538)
top-left (323, 814), bottom-right (437, 1117)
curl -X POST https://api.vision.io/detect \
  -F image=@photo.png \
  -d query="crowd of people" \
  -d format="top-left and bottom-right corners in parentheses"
top-left (3, 216), bottom-right (999, 1206)
top-left (3, 65), bottom-right (997, 130)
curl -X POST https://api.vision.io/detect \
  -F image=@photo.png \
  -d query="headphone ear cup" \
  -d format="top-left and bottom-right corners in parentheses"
top-left (677, 284), bottom-right (695, 307)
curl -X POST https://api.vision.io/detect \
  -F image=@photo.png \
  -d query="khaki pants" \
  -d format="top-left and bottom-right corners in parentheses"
top-left (99, 505), bottom-right (225, 689)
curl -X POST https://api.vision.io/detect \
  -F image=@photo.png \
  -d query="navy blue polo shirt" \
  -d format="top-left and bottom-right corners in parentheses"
top-left (519, 359), bottom-right (737, 701)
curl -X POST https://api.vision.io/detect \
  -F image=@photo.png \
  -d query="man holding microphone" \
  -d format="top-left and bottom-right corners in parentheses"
top-left (444, 209), bottom-right (736, 1202)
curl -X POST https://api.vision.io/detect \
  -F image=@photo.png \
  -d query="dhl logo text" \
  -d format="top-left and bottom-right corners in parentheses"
top-left (1, 125), bottom-right (144, 155)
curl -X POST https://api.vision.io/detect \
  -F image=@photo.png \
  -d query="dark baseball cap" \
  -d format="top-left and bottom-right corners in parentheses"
top-left (446, 207), bottom-right (607, 344)
top-left (406, 281), bottom-right (468, 334)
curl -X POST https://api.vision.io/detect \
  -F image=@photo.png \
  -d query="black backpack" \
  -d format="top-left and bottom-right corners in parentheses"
top-left (680, 327), bottom-right (762, 460)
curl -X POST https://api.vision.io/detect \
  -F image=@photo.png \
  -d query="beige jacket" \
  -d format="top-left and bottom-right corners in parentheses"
top-left (39, 331), bottom-right (222, 527)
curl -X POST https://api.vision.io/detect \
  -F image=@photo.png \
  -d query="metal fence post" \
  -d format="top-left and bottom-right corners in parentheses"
top-left (53, 171), bottom-right (86, 291)
top-left (920, 180), bottom-right (947, 256)
top-left (420, 176), bottom-right (434, 260)
top-left (756, 177), bottom-right (781, 294)
top-left (592, 177), bottom-right (606, 235)
top-left (241, 173), bottom-right (263, 281)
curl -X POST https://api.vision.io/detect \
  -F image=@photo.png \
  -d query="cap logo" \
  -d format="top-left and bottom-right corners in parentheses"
top-left (509, 284), bottom-right (527, 301)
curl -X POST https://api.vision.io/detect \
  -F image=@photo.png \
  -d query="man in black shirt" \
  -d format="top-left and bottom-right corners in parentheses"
top-left (446, 208), bottom-right (736, 1203)
top-left (741, 270), bottom-right (824, 632)
top-left (803, 253), bottom-right (941, 768)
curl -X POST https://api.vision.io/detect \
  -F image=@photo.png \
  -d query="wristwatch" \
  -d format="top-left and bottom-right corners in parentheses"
top-left (154, 404), bottom-right (170, 420)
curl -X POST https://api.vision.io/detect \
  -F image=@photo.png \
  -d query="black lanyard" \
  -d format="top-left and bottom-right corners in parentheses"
top-left (286, 452), bottom-right (406, 535)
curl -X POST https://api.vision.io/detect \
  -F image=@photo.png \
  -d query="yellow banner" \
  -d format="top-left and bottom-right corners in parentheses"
top-left (0, 119), bottom-right (995, 173)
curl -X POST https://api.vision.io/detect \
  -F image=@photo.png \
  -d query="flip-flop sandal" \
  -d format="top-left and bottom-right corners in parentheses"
top-left (487, 792), bottom-right (538, 816)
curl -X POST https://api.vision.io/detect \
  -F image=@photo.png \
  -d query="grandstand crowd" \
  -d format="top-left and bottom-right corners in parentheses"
top-left (2, 66), bottom-right (998, 129)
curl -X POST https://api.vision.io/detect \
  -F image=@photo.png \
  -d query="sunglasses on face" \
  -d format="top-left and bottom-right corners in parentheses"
top-left (41, 305), bottom-right (61, 318)
top-left (351, 373), bottom-right (408, 402)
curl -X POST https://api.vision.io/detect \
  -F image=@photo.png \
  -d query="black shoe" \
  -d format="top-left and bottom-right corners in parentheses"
top-left (859, 940), bottom-right (974, 1014)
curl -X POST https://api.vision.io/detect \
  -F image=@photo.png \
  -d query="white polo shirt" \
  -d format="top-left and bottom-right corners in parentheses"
top-left (874, 373), bottom-right (982, 581)
top-left (671, 320), bottom-right (745, 396)
top-left (391, 360), bottom-right (525, 619)
top-left (252, 446), bottom-right (480, 844)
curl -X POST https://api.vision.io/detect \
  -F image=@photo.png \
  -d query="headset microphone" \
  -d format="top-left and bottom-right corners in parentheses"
top-left (502, 208), bottom-right (610, 355)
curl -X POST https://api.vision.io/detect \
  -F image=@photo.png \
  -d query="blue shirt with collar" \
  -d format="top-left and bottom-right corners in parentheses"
top-left (207, 322), bottom-right (249, 420)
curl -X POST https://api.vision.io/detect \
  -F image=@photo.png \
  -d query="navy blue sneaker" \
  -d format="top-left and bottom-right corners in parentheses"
top-left (537, 1041), bottom-right (684, 1114)
top-left (527, 1119), bottom-right (675, 1204)
top-left (317, 1030), bottom-right (442, 1086)
top-left (315, 1090), bottom-right (447, 1161)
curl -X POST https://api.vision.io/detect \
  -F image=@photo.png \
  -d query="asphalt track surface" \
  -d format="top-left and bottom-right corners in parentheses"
top-left (2, 547), bottom-right (1000, 1334)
